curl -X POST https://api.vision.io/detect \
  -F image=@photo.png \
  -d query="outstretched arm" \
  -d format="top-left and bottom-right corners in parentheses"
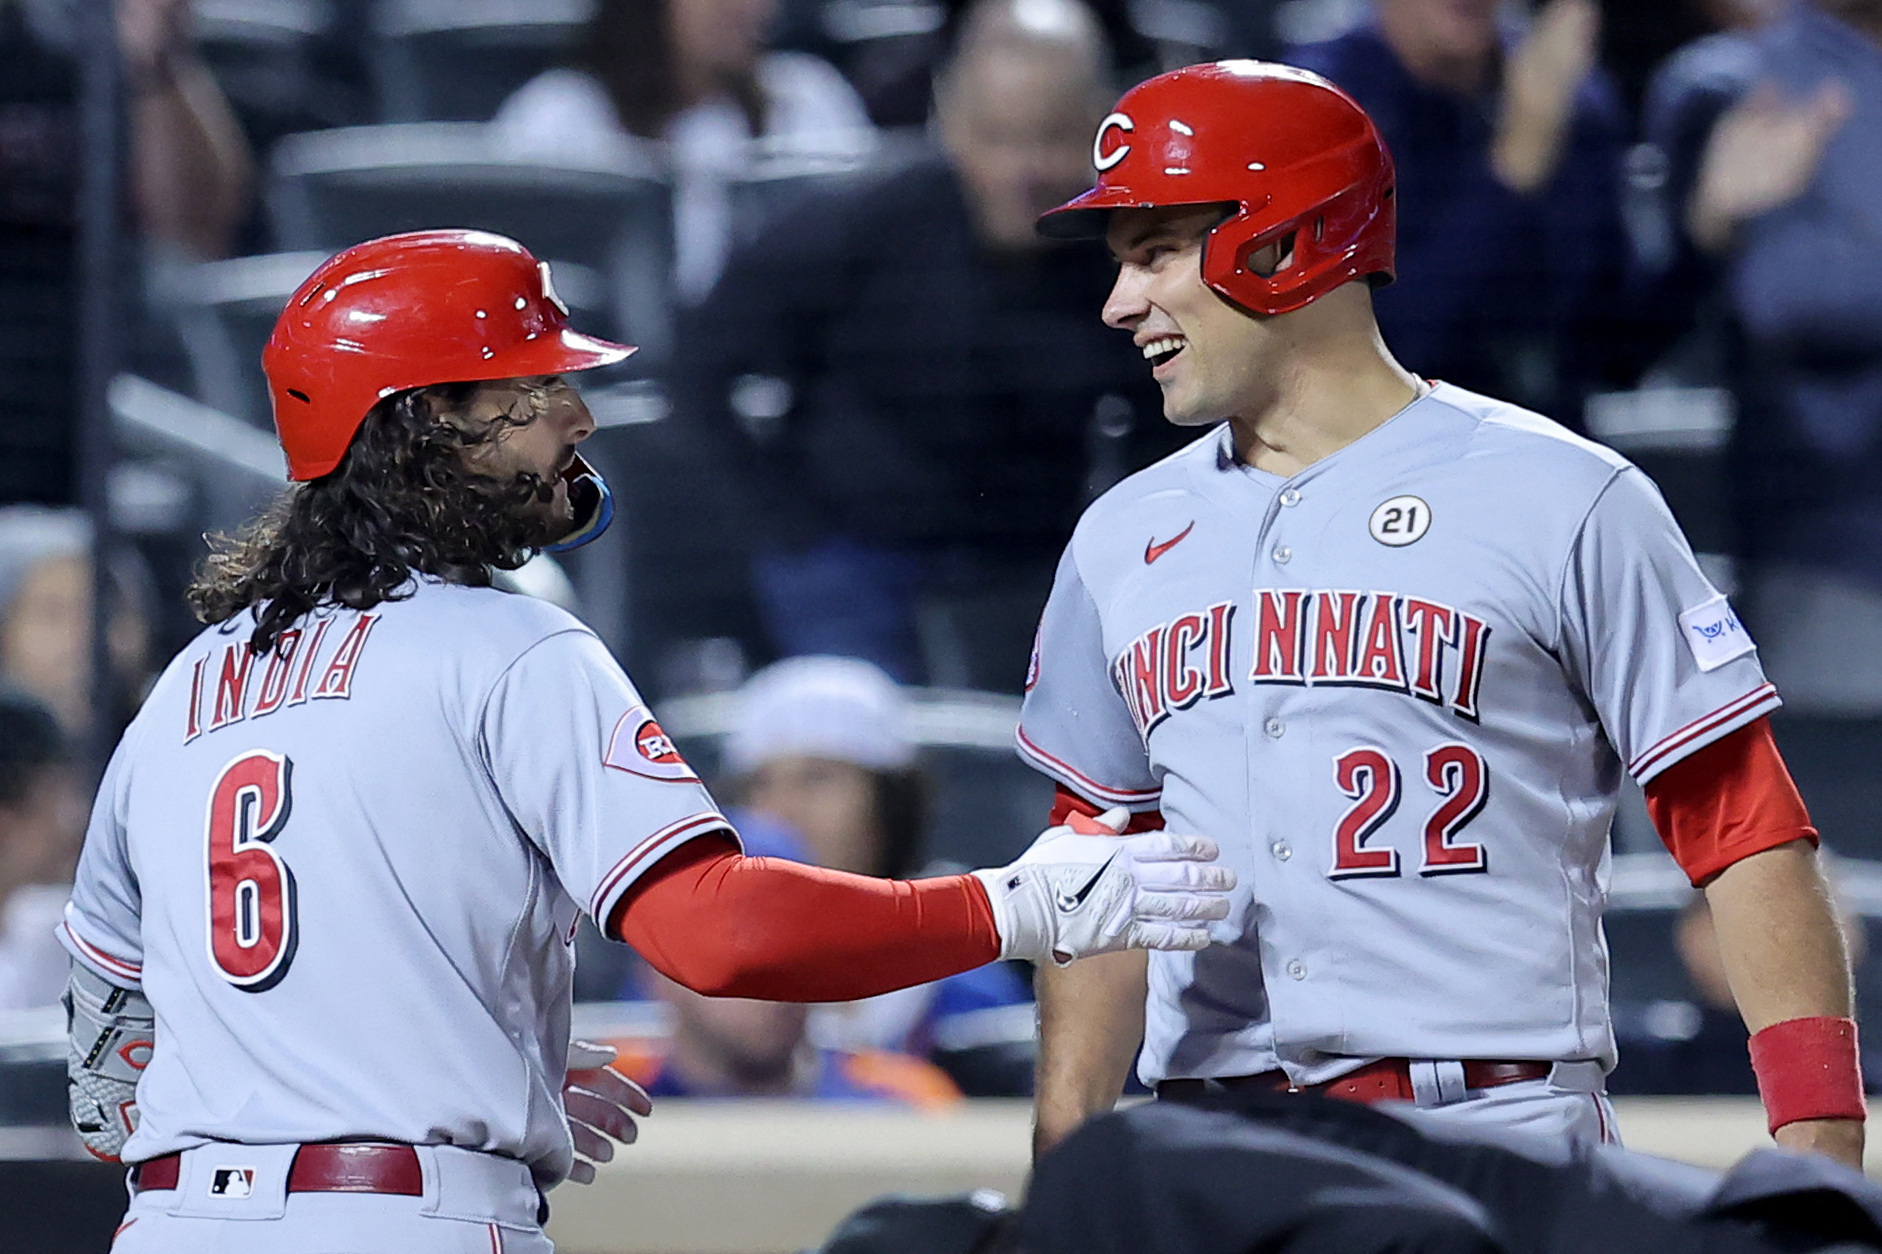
top-left (609, 811), bottom-right (1232, 1004)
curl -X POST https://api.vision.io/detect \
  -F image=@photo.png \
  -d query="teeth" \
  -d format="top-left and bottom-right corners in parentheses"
top-left (1141, 336), bottom-right (1187, 361)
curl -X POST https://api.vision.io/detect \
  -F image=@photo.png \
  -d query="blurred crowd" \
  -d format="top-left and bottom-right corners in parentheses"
top-left (4, 0), bottom-right (1882, 1099)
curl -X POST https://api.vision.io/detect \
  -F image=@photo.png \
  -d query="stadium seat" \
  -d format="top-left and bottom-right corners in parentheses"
top-left (368, 0), bottom-right (592, 123)
top-left (192, 0), bottom-right (353, 149)
top-left (266, 123), bottom-right (673, 358)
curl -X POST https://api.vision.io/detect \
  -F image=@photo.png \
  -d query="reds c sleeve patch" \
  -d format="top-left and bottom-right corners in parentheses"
top-left (604, 706), bottom-right (701, 783)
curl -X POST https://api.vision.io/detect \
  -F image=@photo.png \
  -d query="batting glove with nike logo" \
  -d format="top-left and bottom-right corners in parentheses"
top-left (971, 808), bottom-right (1235, 966)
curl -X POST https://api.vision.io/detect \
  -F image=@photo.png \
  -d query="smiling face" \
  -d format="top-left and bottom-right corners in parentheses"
top-left (453, 375), bottom-right (597, 541)
top-left (1103, 205), bottom-right (1288, 427)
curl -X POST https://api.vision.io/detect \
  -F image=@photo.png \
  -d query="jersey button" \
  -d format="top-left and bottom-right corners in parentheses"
top-left (1272, 545), bottom-right (1292, 565)
top-left (1279, 489), bottom-right (1301, 507)
top-left (1287, 960), bottom-right (1307, 980)
top-left (1264, 717), bottom-right (1285, 738)
top-left (1270, 841), bottom-right (1291, 861)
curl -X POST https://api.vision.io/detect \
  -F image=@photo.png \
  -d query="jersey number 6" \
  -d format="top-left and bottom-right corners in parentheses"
top-left (205, 750), bottom-right (298, 991)
top-left (1330, 743), bottom-right (1489, 879)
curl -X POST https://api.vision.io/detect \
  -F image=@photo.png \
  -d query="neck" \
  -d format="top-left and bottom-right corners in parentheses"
top-left (1228, 324), bottom-right (1423, 477)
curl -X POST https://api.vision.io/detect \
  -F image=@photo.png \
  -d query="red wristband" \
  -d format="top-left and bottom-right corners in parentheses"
top-left (1747, 1016), bottom-right (1866, 1135)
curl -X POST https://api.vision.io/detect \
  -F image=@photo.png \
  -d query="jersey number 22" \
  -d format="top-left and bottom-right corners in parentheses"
top-left (205, 750), bottom-right (298, 991)
top-left (1330, 744), bottom-right (1489, 879)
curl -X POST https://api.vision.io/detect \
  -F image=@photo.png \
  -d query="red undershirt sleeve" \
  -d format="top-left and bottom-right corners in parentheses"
top-left (608, 836), bottom-right (1002, 1001)
top-left (1643, 717), bottom-right (1818, 887)
top-left (1048, 783), bottom-right (1165, 832)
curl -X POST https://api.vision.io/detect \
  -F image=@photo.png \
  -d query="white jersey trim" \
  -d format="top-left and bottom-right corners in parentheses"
top-left (61, 906), bottom-right (142, 985)
top-left (1014, 726), bottom-right (1161, 808)
top-left (586, 810), bottom-right (735, 924)
top-left (1627, 683), bottom-right (1782, 783)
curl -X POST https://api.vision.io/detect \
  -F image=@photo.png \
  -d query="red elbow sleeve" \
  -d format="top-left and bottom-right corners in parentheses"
top-left (609, 838), bottom-right (1001, 1002)
top-left (1643, 718), bottom-right (1818, 886)
top-left (1049, 784), bottom-right (1164, 832)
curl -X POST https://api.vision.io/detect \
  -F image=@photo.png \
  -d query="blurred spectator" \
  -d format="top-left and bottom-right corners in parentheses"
top-left (1641, 0), bottom-right (1882, 712)
top-left (0, 506), bottom-right (153, 738)
top-left (1610, 891), bottom-right (1868, 1095)
top-left (1288, 0), bottom-right (1632, 423)
top-left (1601, 0), bottom-right (1773, 122)
top-left (725, 657), bottom-right (1036, 1096)
top-left (672, 0), bottom-right (1167, 687)
top-left (494, 0), bottom-right (874, 303)
top-left (772, 0), bottom-right (1163, 128)
top-left (0, 691), bottom-right (84, 1010)
top-left (612, 818), bottom-right (961, 1104)
top-left (623, 964), bottom-right (963, 1104)
top-left (0, 0), bottom-right (252, 506)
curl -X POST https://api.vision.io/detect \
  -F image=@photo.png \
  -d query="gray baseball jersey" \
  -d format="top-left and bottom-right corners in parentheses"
top-left (1018, 383), bottom-right (1776, 1087)
top-left (61, 578), bottom-right (733, 1181)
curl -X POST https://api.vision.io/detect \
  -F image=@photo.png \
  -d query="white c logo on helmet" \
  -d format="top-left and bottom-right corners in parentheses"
top-left (1093, 113), bottom-right (1134, 172)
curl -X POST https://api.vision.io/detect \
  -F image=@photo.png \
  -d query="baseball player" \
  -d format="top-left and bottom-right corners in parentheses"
top-left (1019, 63), bottom-right (1865, 1168)
top-left (58, 229), bottom-right (1234, 1253)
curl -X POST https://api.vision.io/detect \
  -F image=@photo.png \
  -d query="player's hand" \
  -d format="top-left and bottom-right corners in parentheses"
top-left (1774, 1116), bottom-right (1866, 1171)
top-left (562, 1040), bottom-right (652, 1185)
top-left (1687, 79), bottom-right (1852, 253)
top-left (1492, 0), bottom-right (1600, 193)
top-left (972, 807), bottom-right (1235, 966)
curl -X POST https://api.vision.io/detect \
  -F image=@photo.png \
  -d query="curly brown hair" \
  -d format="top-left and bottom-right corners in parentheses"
top-left (187, 383), bottom-right (560, 656)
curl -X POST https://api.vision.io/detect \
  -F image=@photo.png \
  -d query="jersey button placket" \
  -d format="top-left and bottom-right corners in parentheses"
top-left (1286, 960), bottom-right (1307, 980)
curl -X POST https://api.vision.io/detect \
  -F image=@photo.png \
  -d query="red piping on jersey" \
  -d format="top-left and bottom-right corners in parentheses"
top-left (1629, 683), bottom-right (1779, 781)
top-left (1015, 726), bottom-right (1160, 805)
top-left (63, 919), bottom-right (141, 983)
top-left (587, 811), bottom-right (731, 921)
top-left (1643, 716), bottom-right (1817, 886)
top-left (611, 838), bottom-right (1000, 1002)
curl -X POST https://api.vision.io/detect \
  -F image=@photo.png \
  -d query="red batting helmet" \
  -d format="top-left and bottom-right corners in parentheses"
top-left (263, 230), bottom-right (636, 481)
top-left (1038, 60), bottom-right (1395, 317)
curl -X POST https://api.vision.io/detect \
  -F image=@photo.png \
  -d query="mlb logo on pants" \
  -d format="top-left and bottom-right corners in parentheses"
top-left (210, 1167), bottom-right (255, 1198)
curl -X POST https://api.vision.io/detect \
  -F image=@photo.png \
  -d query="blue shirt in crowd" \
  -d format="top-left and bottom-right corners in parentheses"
top-left (1645, 5), bottom-right (1882, 591)
top-left (1289, 23), bottom-right (1630, 425)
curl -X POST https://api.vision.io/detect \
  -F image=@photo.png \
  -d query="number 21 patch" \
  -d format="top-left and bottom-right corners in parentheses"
top-left (604, 705), bottom-right (701, 782)
top-left (1677, 594), bottom-right (1755, 672)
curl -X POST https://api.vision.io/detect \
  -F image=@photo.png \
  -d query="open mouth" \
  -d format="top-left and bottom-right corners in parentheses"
top-left (1142, 335), bottom-right (1187, 369)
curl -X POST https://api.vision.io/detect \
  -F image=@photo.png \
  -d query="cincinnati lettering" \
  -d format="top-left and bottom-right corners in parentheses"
top-left (1113, 591), bottom-right (1490, 738)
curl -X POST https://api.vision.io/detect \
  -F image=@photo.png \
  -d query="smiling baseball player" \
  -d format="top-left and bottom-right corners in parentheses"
top-left (58, 230), bottom-right (1234, 1253)
top-left (1020, 63), bottom-right (1863, 1167)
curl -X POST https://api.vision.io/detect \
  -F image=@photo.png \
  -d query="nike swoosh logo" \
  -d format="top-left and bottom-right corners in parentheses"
top-left (1145, 522), bottom-right (1195, 565)
top-left (1056, 853), bottom-right (1119, 913)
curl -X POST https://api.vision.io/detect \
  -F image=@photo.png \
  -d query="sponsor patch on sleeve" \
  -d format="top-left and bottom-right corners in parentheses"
top-left (1678, 594), bottom-right (1755, 673)
top-left (604, 705), bottom-right (700, 782)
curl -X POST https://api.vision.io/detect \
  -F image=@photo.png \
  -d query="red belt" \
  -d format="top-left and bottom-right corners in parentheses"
top-left (130, 1143), bottom-right (423, 1196)
top-left (1156, 1058), bottom-right (1552, 1105)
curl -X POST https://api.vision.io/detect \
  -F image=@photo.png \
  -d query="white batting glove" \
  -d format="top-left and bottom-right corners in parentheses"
top-left (562, 1040), bottom-right (652, 1185)
top-left (971, 807), bottom-right (1235, 966)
